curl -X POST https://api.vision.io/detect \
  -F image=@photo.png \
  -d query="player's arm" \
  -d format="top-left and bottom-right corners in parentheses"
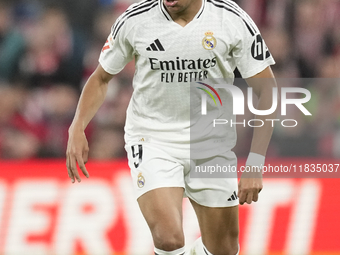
top-left (238, 66), bottom-right (277, 205)
top-left (66, 64), bottom-right (114, 183)
top-left (246, 66), bottom-right (277, 156)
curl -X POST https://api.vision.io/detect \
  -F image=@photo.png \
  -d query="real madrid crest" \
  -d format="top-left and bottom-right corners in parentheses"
top-left (137, 172), bottom-right (145, 188)
top-left (202, 31), bottom-right (217, 50)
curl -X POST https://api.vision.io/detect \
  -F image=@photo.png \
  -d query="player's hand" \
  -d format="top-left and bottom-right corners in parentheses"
top-left (238, 166), bottom-right (263, 205)
top-left (66, 126), bottom-right (90, 183)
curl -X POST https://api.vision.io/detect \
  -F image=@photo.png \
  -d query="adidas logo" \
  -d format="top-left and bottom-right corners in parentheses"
top-left (227, 191), bottom-right (238, 201)
top-left (146, 39), bottom-right (165, 51)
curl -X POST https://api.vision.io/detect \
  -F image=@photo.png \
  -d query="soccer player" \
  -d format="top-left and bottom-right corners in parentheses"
top-left (66, 0), bottom-right (277, 254)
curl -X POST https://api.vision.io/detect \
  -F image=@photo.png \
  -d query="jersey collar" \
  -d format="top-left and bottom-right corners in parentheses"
top-left (159, 0), bottom-right (206, 21)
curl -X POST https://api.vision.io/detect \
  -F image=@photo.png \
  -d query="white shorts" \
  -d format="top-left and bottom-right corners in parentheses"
top-left (125, 142), bottom-right (239, 207)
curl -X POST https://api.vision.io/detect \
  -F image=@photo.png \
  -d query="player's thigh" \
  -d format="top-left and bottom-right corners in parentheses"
top-left (138, 187), bottom-right (185, 231)
top-left (126, 143), bottom-right (186, 246)
top-left (190, 199), bottom-right (239, 255)
top-left (184, 152), bottom-right (239, 254)
top-left (138, 187), bottom-right (185, 248)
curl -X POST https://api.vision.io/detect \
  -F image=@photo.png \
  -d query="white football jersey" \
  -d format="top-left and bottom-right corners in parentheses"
top-left (99, 0), bottom-right (275, 158)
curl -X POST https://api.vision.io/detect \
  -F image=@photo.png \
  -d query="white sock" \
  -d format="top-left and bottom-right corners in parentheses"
top-left (202, 243), bottom-right (213, 255)
top-left (236, 244), bottom-right (240, 255)
top-left (203, 243), bottom-right (240, 255)
top-left (189, 237), bottom-right (240, 255)
top-left (188, 237), bottom-right (206, 255)
top-left (154, 246), bottom-right (186, 255)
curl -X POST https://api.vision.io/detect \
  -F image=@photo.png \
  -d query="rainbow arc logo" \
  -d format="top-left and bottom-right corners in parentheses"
top-left (196, 82), bottom-right (222, 106)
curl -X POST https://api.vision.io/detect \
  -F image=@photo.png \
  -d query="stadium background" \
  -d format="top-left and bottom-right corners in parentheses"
top-left (0, 0), bottom-right (339, 254)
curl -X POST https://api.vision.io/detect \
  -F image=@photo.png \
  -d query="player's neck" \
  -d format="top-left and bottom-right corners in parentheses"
top-left (164, 0), bottom-right (203, 27)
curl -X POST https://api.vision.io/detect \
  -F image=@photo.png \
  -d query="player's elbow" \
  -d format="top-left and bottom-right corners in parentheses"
top-left (91, 64), bottom-right (114, 85)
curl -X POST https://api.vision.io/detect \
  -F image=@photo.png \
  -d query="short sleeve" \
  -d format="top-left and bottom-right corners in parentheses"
top-left (231, 13), bottom-right (275, 79)
top-left (99, 17), bottom-right (134, 75)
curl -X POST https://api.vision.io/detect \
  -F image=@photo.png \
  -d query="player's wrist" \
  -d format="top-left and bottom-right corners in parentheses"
top-left (246, 152), bottom-right (265, 169)
top-left (69, 122), bottom-right (86, 134)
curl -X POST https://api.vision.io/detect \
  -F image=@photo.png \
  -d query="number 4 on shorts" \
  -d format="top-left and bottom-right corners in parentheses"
top-left (131, 145), bottom-right (143, 168)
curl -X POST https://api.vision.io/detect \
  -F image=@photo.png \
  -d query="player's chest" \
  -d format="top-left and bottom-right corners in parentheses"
top-left (132, 21), bottom-right (230, 60)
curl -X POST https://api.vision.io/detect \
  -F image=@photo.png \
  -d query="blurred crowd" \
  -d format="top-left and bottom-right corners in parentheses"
top-left (0, 0), bottom-right (339, 160)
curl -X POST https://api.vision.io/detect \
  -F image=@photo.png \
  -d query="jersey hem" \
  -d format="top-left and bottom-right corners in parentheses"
top-left (99, 60), bottom-right (122, 75)
top-left (134, 183), bottom-right (185, 200)
top-left (186, 193), bottom-right (239, 208)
